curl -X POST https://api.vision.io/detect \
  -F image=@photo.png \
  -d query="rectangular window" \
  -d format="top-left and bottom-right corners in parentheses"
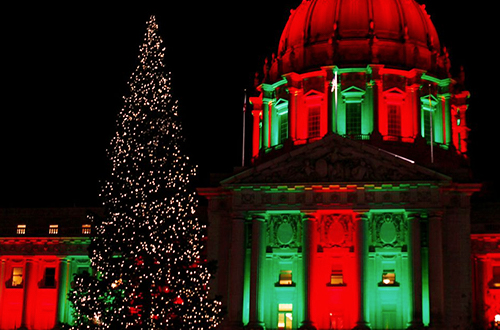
top-left (17, 224), bottom-right (26, 235)
top-left (82, 224), bottom-right (91, 235)
top-left (278, 304), bottom-right (293, 330)
top-left (381, 270), bottom-right (397, 286)
top-left (308, 105), bottom-right (321, 138)
top-left (330, 266), bottom-right (344, 286)
top-left (11, 267), bottom-right (23, 288)
top-left (492, 266), bottom-right (500, 288)
top-left (279, 113), bottom-right (288, 144)
top-left (421, 96), bottom-right (436, 143)
top-left (387, 104), bottom-right (401, 137)
top-left (346, 102), bottom-right (361, 137)
top-left (423, 109), bottom-right (432, 142)
top-left (44, 267), bottom-right (56, 288)
top-left (49, 224), bottom-right (58, 235)
top-left (279, 270), bottom-right (293, 286)
top-left (77, 267), bottom-right (90, 276)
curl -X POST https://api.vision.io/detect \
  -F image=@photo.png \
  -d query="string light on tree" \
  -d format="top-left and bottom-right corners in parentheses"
top-left (67, 15), bottom-right (222, 329)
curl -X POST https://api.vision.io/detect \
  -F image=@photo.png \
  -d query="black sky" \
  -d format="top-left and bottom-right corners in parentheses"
top-left (1, 1), bottom-right (497, 208)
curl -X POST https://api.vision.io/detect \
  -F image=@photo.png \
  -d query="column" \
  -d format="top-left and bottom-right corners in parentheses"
top-left (57, 258), bottom-right (70, 324)
top-left (370, 65), bottom-right (383, 140)
top-left (353, 212), bottom-right (371, 330)
top-left (262, 99), bottom-right (271, 149)
top-left (300, 214), bottom-right (317, 330)
top-left (246, 215), bottom-right (266, 330)
top-left (20, 258), bottom-right (37, 330)
top-left (473, 256), bottom-right (488, 329)
top-left (407, 214), bottom-right (424, 329)
top-left (427, 212), bottom-right (444, 329)
top-left (288, 87), bottom-right (298, 142)
top-left (227, 215), bottom-right (246, 329)
top-left (252, 110), bottom-right (262, 158)
top-left (0, 259), bottom-right (6, 324)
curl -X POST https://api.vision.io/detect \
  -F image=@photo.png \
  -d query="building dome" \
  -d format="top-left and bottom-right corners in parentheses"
top-left (269, 0), bottom-right (446, 80)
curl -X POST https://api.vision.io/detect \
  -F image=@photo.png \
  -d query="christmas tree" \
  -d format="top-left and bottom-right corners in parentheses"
top-left (68, 15), bottom-right (222, 329)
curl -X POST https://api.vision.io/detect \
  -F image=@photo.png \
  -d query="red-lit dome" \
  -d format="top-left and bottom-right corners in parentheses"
top-left (269, 0), bottom-right (446, 80)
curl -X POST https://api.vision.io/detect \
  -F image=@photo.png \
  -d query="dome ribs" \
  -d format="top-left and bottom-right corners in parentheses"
top-left (272, 0), bottom-right (446, 79)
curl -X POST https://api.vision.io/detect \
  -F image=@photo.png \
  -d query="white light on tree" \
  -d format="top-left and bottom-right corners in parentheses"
top-left (67, 15), bottom-right (222, 329)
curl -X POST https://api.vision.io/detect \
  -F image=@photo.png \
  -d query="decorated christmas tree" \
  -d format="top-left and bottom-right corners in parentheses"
top-left (68, 15), bottom-right (222, 329)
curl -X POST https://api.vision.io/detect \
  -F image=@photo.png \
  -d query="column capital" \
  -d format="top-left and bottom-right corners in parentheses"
top-left (354, 210), bottom-right (371, 221)
top-left (301, 212), bottom-right (317, 222)
top-left (251, 214), bottom-right (266, 222)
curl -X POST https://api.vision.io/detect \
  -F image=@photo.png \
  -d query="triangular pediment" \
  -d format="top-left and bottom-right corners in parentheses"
top-left (275, 98), bottom-right (288, 107)
top-left (304, 89), bottom-right (324, 98)
top-left (223, 135), bottom-right (450, 185)
top-left (384, 88), bottom-right (406, 101)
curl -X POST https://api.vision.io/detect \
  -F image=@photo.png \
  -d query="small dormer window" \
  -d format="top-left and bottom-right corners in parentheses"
top-left (49, 224), bottom-right (59, 235)
top-left (82, 224), bottom-right (91, 235)
top-left (17, 224), bottom-right (26, 235)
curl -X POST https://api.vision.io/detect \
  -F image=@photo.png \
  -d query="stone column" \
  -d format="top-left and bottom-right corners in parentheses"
top-left (353, 212), bottom-right (371, 330)
top-left (473, 256), bottom-right (488, 329)
top-left (288, 87), bottom-right (299, 142)
top-left (262, 99), bottom-right (271, 149)
top-left (57, 258), bottom-right (70, 325)
top-left (0, 259), bottom-right (6, 323)
top-left (20, 258), bottom-right (37, 330)
top-left (246, 215), bottom-right (266, 330)
top-left (252, 110), bottom-right (262, 158)
top-left (227, 215), bottom-right (246, 329)
top-left (300, 213), bottom-right (317, 330)
top-left (427, 212), bottom-right (445, 329)
top-left (408, 214), bottom-right (424, 329)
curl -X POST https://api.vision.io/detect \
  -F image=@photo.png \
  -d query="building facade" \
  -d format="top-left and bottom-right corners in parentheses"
top-left (0, 1), bottom-right (497, 329)
top-left (201, 0), bottom-right (483, 329)
top-left (0, 208), bottom-right (97, 329)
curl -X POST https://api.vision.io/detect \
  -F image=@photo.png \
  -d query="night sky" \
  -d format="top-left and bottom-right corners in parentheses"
top-left (1, 1), bottom-right (497, 208)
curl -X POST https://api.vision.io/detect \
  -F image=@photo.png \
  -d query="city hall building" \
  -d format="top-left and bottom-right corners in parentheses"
top-left (0, 0), bottom-right (498, 329)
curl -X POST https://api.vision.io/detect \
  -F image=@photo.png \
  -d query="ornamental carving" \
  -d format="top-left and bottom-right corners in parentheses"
top-left (370, 213), bottom-right (407, 248)
top-left (224, 134), bottom-right (449, 185)
top-left (267, 214), bottom-right (302, 249)
top-left (318, 214), bottom-right (354, 248)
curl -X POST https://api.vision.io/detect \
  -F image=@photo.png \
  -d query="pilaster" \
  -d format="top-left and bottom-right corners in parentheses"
top-left (299, 213), bottom-right (317, 330)
top-left (353, 211), bottom-right (371, 330)
top-left (246, 214), bottom-right (266, 330)
top-left (226, 214), bottom-right (246, 329)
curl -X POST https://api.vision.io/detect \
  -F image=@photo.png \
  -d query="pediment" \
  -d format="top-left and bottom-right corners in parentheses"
top-left (304, 89), bottom-right (324, 98)
top-left (384, 88), bottom-right (406, 101)
top-left (223, 135), bottom-right (450, 185)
